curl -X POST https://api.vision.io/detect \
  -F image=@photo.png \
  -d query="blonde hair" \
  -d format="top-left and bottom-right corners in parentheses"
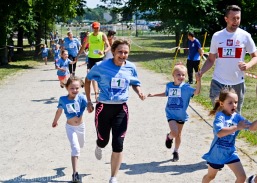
top-left (172, 64), bottom-right (187, 75)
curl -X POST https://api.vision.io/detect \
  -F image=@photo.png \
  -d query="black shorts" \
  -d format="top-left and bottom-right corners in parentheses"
top-left (168, 119), bottom-right (185, 124)
top-left (88, 57), bottom-right (103, 69)
top-left (207, 159), bottom-right (240, 170)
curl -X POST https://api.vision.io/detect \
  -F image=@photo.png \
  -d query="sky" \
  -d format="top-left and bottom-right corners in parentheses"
top-left (86, 0), bottom-right (105, 8)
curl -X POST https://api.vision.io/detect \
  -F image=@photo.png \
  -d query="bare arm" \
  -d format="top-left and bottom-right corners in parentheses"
top-left (132, 85), bottom-right (146, 100)
top-left (217, 120), bottom-right (250, 138)
top-left (198, 53), bottom-right (216, 77)
top-left (85, 77), bottom-right (94, 113)
top-left (238, 51), bottom-right (257, 71)
top-left (249, 120), bottom-right (257, 131)
top-left (101, 33), bottom-right (110, 55)
top-left (194, 76), bottom-right (201, 95)
top-left (52, 108), bottom-right (63, 128)
top-left (148, 92), bottom-right (166, 97)
top-left (78, 36), bottom-right (89, 56)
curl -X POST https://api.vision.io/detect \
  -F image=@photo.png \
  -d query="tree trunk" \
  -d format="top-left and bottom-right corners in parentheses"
top-left (17, 27), bottom-right (24, 54)
top-left (0, 18), bottom-right (8, 65)
top-left (34, 13), bottom-right (43, 57)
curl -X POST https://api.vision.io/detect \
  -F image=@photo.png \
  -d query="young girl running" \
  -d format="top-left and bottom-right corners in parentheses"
top-left (202, 88), bottom-right (257, 183)
top-left (148, 64), bottom-right (201, 161)
top-left (53, 44), bottom-right (61, 69)
top-left (52, 76), bottom-right (87, 182)
top-left (56, 50), bottom-right (77, 88)
top-left (38, 44), bottom-right (50, 65)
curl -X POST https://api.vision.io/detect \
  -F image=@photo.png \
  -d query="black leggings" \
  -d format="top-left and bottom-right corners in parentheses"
top-left (186, 59), bottom-right (200, 83)
top-left (68, 55), bottom-right (77, 75)
top-left (95, 103), bottom-right (129, 152)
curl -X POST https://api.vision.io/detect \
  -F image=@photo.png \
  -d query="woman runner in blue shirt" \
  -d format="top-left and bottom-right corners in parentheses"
top-left (85, 39), bottom-right (145, 183)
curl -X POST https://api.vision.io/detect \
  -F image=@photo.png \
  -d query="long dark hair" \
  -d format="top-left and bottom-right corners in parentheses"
top-left (209, 87), bottom-right (237, 115)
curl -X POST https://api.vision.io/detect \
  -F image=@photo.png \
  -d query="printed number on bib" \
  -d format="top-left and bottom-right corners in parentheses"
top-left (222, 48), bottom-right (235, 57)
top-left (69, 43), bottom-right (75, 49)
top-left (66, 102), bottom-right (80, 113)
top-left (93, 50), bottom-right (99, 54)
top-left (168, 88), bottom-right (181, 97)
top-left (111, 78), bottom-right (125, 89)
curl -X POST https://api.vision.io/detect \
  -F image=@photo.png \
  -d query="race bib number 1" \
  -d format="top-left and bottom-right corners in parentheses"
top-left (168, 88), bottom-right (181, 97)
top-left (111, 78), bottom-right (125, 89)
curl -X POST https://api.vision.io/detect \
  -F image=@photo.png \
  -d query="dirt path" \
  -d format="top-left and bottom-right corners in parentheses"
top-left (0, 59), bottom-right (256, 183)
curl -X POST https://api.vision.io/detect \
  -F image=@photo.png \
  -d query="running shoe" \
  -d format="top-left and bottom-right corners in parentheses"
top-left (247, 175), bottom-right (256, 183)
top-left (95, 145), bottom-right (102, 160)
top-left (172, 151), bottom-right (179, 162)
top-left (165, 134), bottom-right (173, 149)
top-left (72, 172), bottom-right (80, 182)
top-left (109, 177), bottom-right (118, 183)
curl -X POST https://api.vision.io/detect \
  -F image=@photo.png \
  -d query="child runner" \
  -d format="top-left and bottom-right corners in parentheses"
top-left (38, 44), bottom-right (50, 65)
top-left (54, 44), bottom-right (61, 69)
top-left (56, 50), bottom-right (77, 88)
top-left (148, 64), bottom-right (201, 161)
top-left (52, 76), bottom-right (87, 182)
top-left (202, 87), bottom-right (257, 183)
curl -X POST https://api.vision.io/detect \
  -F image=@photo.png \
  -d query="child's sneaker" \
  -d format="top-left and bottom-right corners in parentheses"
top-left (72, 172), bottom-right (80, 182)
top-left (95, 145), bottom-right (102, 160)
top-left (109, 177), bottom-right (118, 183)
top-left (165, 134), bottom-right (173, 149)
top-left (172, 151), bottom-right (179, 162)
top-left (247, 175), bottom-right (256, 183)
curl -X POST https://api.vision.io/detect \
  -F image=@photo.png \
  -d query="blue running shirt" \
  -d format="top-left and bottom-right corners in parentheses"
top-left (86, 59), bottom-right (141, 103)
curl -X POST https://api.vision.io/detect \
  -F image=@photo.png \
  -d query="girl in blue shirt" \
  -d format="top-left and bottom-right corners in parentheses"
top-left (38, 44), bottom-right (50, 65)
top-left (202, 88), bottom-right (257, 183)
top-left (85, 39), bottom-right (145, 183)
top-left (53, 44), bottom-right (61, 69)
top-left (148, 64), bottom-right (201, 162)
top-left (56, 50), bottom-right (77, 88)
top-left (52, 76), bottom-right (87, 182)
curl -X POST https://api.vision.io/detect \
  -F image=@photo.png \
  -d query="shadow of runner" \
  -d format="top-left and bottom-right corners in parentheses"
top-left (31, 97), bottom-right (58, 104)
top-left (0, 167), bottom-right (90, 183)
top-left (120, 160), bottom-right (207, 175)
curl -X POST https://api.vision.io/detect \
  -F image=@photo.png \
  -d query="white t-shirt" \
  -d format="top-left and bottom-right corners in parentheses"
top-left (210, 28), bottom-right (256, 85)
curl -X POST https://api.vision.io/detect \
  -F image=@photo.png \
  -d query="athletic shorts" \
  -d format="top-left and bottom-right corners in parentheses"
top-left (207, 159), bottom-right (240, 170)
top-left (95, 102), bottom-right (128, 152)
top-left (88, 57), bottom-right (103, 69)
top-left (168, 119), bottom-right (185, 124)
top-left (58, 75), bottom-right (68, 81)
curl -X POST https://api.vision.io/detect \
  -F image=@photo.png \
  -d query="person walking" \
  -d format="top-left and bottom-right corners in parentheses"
top-left (186, 31), bottom-right (203, 84)
top-left (197, 5), bottom-right (257, 114)
top-left (78, 21), bottom-right (110, 101)
top-left (63, 31), bottom-right (81, 76)
top-left (201, 88), bottom-right (257, 183)
top-left (85, 39), bottom-right (145, 183)
top-left (52, 76), bottom-right (87, 182)
top-left (148, 64), bottom-right (201, 161)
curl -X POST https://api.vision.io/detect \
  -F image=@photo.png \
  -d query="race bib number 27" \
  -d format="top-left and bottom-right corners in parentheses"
top-left (168, 88), bottom-right (181, 97)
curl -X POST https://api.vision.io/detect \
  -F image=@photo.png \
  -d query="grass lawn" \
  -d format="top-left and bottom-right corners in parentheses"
top-left (129, 35), bottom-right (257, 146)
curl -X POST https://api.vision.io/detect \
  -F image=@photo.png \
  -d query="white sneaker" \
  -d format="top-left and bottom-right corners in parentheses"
top-left (95, 145), bottom-right (102, 160)
top-left (109, 177), bottom-right (118, 183)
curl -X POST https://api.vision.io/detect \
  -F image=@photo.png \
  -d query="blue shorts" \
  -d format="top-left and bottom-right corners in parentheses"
top-left (207, 159), bottom-right (240, 170)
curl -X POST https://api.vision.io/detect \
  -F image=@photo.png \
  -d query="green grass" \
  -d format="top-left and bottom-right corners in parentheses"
top-left (0, 49), bottom-right (41, 81)
top-left (129, 35), bottom-right (257, 146)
